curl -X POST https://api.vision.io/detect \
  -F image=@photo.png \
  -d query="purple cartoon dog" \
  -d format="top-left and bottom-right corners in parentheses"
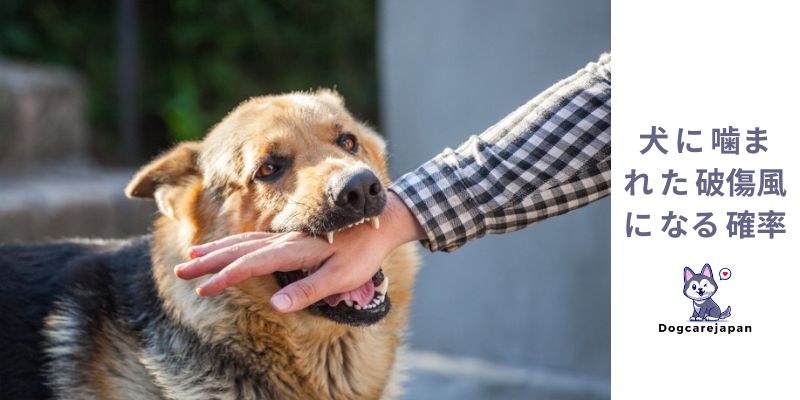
top-left (684, 263), bottom-right (731, 321)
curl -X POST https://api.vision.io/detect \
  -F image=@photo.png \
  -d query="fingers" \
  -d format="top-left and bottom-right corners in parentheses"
top-left (187, 232), bottom-right (274, 259)
top-left (175, 237), bottom-right (274, 280)
top-left (195, 237), bottom-right (329, 297)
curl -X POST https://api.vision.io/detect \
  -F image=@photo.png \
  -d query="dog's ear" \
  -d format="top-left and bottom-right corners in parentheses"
top-left (315, 88), bottom-right (344, 106)
top-left (701, 263), bottom-right (713, 278)
top-left (125, 141), bottom-right (203, 219)
top-left (684, 267), bottom-right (695, 282)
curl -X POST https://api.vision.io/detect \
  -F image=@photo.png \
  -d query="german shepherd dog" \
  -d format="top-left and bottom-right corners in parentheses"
top-left (0, 90), bottom-right (419, 399)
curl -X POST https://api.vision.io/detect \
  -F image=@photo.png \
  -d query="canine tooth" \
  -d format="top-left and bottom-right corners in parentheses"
top-left (371, 217), bottom-right (380, 230)
top-left (377, 276), bottom-right (389, 294)
top-left (326, 232), bottom-right (334, 244)
top-left (344, 300), bottom-right (353, 307)
top-left (354, 304), bottom-right (362, 310)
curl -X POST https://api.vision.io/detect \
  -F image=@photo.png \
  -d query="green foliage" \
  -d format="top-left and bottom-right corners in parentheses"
top-left (0, 0), bottom-right (378, 160)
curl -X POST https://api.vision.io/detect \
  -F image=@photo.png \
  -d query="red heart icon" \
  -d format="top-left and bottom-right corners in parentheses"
top-left (723, 271), bottom-right (728, 276)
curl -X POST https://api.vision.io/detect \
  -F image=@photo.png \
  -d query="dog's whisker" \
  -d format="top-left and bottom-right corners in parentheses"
top-left (286, 197), bottom-right (311, 208)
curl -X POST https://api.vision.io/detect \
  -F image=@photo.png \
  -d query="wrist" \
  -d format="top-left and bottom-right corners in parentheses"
top-left (381, 190), bottom-right (425, 248)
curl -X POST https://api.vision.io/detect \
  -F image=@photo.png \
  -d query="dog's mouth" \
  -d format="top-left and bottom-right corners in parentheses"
top-left (271, 199), bottom-right (389, 326)
top-left (274, 268), bottom-right (391, 326)
top-left (321, 216), bottom-right (380, 245)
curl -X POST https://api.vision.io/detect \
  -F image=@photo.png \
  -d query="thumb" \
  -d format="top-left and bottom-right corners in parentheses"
top-left (271, 264), bottom-right (345, 313)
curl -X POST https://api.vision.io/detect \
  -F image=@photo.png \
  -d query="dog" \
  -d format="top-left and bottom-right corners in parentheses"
top-left (683, 263), bottom-right (731, 321)
top-left (0, 89), bottom-right (419, 399)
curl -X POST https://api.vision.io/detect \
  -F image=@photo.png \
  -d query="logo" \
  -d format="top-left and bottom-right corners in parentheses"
top-left (659, 263), bottom-right (751, 335)
top-left (683, 263), bottom-right (731, 321)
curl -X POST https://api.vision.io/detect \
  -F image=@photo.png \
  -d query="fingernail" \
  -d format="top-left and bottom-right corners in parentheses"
top-left (187, 248), bottom-right (199, 259)
top-left (271, 294), bottom-right (292, 311)
top-left (195, 287), bottom-right (205, 296)
top-left (173, 265), bottom-right (182, 276)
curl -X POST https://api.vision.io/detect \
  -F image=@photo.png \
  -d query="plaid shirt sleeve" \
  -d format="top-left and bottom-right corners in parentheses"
top-left (389, 53), bottom-right (611, 252)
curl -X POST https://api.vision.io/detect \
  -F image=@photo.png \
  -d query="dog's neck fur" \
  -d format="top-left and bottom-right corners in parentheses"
top-left (149, 215), bottom-right (412, 399)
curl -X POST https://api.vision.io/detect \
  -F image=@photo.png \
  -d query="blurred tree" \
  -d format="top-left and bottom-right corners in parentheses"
top-left (0, 0), bottom-right (377, 164)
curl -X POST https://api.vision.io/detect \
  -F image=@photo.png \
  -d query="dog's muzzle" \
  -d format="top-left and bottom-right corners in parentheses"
top-left (320, 168), bottom-right (386, 244)
top-left (329, 169), bottom-right (385, 220)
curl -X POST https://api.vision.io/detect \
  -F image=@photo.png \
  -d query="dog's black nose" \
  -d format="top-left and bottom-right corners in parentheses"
top-left (333, 170), bottom-right (385, 217)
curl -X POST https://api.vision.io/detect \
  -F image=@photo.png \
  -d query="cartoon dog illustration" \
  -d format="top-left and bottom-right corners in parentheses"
top-left (683, 263), bottom-right (731, 321)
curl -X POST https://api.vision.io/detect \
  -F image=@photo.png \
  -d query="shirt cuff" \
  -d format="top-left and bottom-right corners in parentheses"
top-left (388, 150), bottom-right (486, 252)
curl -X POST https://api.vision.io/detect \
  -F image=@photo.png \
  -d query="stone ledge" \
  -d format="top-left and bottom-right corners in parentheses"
top-left (0, 167), bottom-right (156, 242)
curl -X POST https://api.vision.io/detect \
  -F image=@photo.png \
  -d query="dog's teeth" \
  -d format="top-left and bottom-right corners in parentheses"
top-left (326, 232), bottom-right (334, 244)
top-left (376, 276), bottom-right (389, 295)
top-left (344, 300), bottom-right (353, 307)
top-left (354, 304), bottom-right (362, 310)
top-left (371, 217), bottom-right (380, 230)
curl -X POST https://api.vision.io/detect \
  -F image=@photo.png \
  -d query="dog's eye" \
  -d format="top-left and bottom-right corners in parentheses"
top-left (253, 155), bottom-right (290, 182)
top-left (255, 162), bottom-right (281, 180)
top-left (337, 132), bottom-right (359, 154)
top-left (692, 284), bottom-right (696, 290)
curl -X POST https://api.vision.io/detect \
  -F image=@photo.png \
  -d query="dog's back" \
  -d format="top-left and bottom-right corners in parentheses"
top-left (0, 238), bottom-right (149, 399)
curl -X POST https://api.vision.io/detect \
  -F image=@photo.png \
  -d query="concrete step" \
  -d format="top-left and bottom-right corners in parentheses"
top-left (402, 350), bottom-right (609, 400)
top-left (0, 167), bottom-right (155, 242)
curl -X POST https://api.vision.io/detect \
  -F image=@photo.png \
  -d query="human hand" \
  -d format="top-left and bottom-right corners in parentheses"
top-left (174, 191), bottom-right (425, 312)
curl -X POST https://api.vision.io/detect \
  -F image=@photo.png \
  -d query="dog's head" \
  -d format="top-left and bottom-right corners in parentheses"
top-left (126, 89), bottom-right (404, 326)
top-left (683, 263), bottom-right (717, 301)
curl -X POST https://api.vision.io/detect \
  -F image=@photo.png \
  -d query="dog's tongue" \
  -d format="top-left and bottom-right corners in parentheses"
top-left (324, 279), bottom-right (375, 307)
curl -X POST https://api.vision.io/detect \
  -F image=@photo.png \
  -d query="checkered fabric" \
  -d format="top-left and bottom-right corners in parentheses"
top-left (389, 53), bottom-right (611, 252)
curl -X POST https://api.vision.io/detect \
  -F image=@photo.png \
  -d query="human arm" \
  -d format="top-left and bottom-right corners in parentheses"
top-left (390, 53), bottom-right (611, 252)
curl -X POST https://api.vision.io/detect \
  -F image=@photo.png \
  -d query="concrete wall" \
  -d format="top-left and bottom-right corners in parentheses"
top-left (378, 0), bottom-right (611, 394)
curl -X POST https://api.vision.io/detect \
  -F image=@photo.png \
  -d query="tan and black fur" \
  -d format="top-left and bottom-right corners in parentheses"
top-left (0, 90), bottom-right (419, 399)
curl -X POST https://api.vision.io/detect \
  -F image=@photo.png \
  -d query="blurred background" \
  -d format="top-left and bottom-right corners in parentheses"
top-left (0, 0), bottom-right (609, 398)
